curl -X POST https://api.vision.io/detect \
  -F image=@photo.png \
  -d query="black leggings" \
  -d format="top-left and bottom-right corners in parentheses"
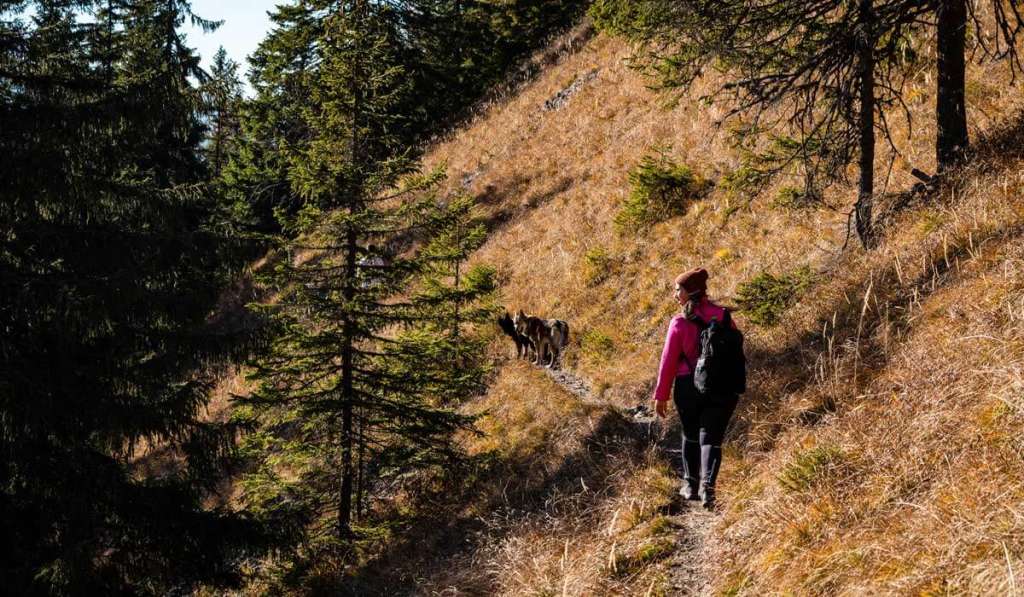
top-left (672, 375), bottom-right (739, 489)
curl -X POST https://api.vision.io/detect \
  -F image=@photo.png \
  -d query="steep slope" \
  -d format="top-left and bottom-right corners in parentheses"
top-left (362, 16), bottom-right (1024, 596)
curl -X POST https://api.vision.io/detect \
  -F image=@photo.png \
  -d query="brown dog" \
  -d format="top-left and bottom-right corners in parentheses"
top-left (514, 310), bottom-right (570, 368)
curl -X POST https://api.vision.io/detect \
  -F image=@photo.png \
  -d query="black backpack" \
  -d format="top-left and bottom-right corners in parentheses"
top-left (688, 310), bottom-right (746, 395)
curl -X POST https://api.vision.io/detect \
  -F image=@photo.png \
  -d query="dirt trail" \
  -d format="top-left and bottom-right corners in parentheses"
top-left (540, 365), bottom-right (716, 596)
top-left (543, 366), bottom-right (595, 403)
top-left (665, 507), bottom-right (715, 596)
top-left (544, 366), bottom-right (656, 422)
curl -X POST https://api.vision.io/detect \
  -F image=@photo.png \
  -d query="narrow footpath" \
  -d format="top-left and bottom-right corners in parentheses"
top-left (540, 365), bottom-right (717, 596)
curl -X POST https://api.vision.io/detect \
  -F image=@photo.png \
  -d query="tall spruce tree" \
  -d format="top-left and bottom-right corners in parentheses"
top-left (219, 1), bottom-right (322, 234)
top-left (1, 2), bottom-right (265, 593)
top-left (225, 0), bottom-right (589, 236)
top-left (201, 46), bottom-right (245, 176)
top-left (235, 0), bottom-right (493, 550)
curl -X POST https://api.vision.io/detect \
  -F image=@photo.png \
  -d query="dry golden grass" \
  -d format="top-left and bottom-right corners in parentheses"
top-left (353, 359), bottom-right (679, 596)
top-left (712, 168), bottom-right (1024, 595)
top-left (422, 32), bottom-right (869, 404)
top-left (386, 13), bottom-right (1024, 596)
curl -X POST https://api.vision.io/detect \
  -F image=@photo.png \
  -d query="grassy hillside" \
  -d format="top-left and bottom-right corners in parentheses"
top-left (366, 16), bottom-right (1024, 596)
top-left (185, 15), bottom-right (1024, 595)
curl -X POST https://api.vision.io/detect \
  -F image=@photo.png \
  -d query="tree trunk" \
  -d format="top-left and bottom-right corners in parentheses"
top-left (452, 220), bottom-right (461, 341)
top-left (213, 114), bottom-right (223, 176)
top-left (339, 218), bottom-right (357, 539)
top-left (356, 410), bottom-right (364, 522)
top-left (338, 0), bottom-right (367, 541)
top-left (936, 0), bottom-right (968, 172)
top-left (855, 0), bottom-right (875, 249)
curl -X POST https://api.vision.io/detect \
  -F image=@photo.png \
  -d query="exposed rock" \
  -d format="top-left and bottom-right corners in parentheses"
top-left (543, 68), bottom-right (600, 111)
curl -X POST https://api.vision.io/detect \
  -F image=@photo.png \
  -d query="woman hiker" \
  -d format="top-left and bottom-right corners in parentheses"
top-left (653, 267), bottom-right (741, 510)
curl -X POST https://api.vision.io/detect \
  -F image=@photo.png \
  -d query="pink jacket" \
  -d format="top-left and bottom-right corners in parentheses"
top-left (653, 298), bottom-right (731, 403)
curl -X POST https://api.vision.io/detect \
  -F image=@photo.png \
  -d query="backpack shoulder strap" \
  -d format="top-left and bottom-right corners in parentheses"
top-left (686, 313), bottom-right (709, 329)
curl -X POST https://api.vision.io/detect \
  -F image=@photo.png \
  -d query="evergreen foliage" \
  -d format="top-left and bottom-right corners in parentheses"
top-left (406, 0), bottom-right (589, 123)
top-left (232, 2), bottom-right (496, 568)
top-left (773, 185), bottom-right (821, 210)
top-left (1, 1), bottom-right (267, 594)
top-left (735, 267), bottom-right (816, 327)
top-left (224, 0), bottom-right (589, 235)
top-left (217, 1), bottom-right (324, 234)
top-left (583, 245), bottom-right (616, 286)
top-left (614, 148), bottom-right (704, 234)
top-left (201, 46), bottom-right (245, 176)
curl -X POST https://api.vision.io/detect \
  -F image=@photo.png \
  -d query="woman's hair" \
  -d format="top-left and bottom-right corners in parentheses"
top-left (681, 291), bottom-right (704, 318)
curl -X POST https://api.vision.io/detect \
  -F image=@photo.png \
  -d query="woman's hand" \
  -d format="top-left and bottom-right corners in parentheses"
top-left (655, 399), bottom-right (668, 418)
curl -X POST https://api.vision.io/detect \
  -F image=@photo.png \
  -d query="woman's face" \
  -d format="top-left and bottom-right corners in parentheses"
top-left (674, 284), bottom-right (687, 307)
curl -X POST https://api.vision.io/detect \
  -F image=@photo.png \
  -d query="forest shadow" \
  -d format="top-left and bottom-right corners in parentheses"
top-left (475, 173), bottom-right (578, 235)
top-left (965, 108), bottom-right (1024, 167)
top-left (343, 405), bottom-right (656, 595)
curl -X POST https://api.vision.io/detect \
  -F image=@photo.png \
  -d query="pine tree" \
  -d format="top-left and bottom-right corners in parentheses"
top-left (2, 2), bottom-right (265, 593)
top-left (235, 1), bottom-right (493, 555)
top-left (219, 1), bottom-right (322, 234)
top-left (202, 46), bottom-right (245, 176)
top-left (405, 0), bottom-right (589, 128)
top-left (224, 0), bottom-right (590, 237)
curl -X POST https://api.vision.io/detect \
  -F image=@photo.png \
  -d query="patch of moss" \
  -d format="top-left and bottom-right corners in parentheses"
top-left (611, 538), bottom-right (676, 577)
top-left (720, 164), bottom-right (769, 197)
top-left (646, 515), bottom-right (676, 536)
top-left (583, 245), bottom-right (616, 286)
top-left (773, 186), bottom-right (820, 210)
top-left (580, 329), bottom-right (615, 361)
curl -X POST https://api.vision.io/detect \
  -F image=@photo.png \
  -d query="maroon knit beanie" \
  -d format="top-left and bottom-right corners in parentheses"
top-left (674, 267), bottom-right (708, 297)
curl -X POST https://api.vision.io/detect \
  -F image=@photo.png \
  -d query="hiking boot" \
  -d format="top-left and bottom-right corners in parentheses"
top-left (679, 479), bottom-right (698, 501)
top-left (699, 485), bottom-right (716, 510)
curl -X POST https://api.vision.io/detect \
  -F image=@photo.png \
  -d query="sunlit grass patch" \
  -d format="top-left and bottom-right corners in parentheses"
top-left (583, 244), bottom-right (618, 286)
top-left (580, 328), bottom-right (616, 362)
top-left (609, 538), bottom-right (676, 577)
top-left (773, 185), bottom-right (820, 210)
